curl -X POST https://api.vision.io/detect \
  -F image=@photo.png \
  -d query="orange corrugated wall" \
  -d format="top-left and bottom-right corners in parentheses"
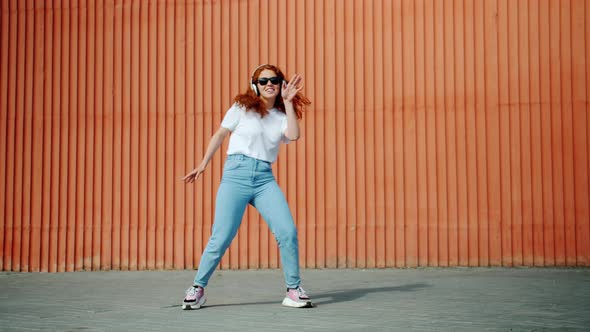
top-left (1, 0), bottom-right (589, 272)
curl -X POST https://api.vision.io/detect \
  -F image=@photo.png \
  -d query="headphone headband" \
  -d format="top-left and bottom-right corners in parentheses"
top-left (250, 64), bottom-right (269, 82)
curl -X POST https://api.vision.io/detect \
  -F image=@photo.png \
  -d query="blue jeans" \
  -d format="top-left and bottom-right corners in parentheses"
top-left (193, 154), bottom-right (301, 288)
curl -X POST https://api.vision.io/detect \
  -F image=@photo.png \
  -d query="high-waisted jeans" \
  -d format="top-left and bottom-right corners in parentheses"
top-left (193, 154), bottom-right (301, 288)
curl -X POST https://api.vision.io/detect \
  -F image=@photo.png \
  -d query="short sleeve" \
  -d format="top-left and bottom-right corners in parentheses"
top-left (281, 116), bottom-right (291, 144)
top-left (221, 103), bottom-right (242, 131)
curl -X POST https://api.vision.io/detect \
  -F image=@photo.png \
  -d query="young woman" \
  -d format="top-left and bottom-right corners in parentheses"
top-left (181, 64), bottom-right (312, 309)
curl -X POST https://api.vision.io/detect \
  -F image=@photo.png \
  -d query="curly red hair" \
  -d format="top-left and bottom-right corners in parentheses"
top-left (233, 64), bottom-right (311, 119)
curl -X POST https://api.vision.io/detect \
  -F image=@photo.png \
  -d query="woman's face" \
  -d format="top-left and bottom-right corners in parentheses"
top-left (256, 69), bottom-right (282, 100)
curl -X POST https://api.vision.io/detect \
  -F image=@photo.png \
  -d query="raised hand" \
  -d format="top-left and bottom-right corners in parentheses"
top-left (282, 74), bottom-right (304, 102)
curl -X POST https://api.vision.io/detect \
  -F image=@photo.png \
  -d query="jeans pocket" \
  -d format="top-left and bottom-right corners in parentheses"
top-left (261, 162), bottom-right (272, 172)
top-left (224, 159), bottom-right (242, 171)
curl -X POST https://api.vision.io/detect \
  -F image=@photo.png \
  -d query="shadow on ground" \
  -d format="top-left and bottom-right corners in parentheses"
top-left (165, 283), bottom-right (430, 309)
top-left (312, 283), bottom-right (430, 305)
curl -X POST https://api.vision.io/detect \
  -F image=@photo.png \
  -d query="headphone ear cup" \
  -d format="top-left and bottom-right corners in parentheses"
top-left (250, 82), bottom-right (259, 96)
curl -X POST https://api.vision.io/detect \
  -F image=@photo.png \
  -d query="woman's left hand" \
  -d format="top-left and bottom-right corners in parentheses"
top-left (282, 74), bottom-right (304, 102)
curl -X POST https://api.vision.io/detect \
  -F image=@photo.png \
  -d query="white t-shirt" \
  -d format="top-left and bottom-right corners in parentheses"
top-left (221, 103), bottom-right (290, 163)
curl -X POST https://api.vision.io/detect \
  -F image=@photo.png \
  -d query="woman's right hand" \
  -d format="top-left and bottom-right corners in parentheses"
top-left (183, 126), bottom-right (230, 184)
top-left (182, 164), bottom-right (206, 183)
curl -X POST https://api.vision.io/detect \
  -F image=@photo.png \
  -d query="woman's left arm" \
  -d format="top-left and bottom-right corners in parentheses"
top-left (282, 74), bottom-right (303, 141)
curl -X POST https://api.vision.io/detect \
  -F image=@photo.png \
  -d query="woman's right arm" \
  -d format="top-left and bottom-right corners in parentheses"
top-left (182, 126), bottom-right (231, 183)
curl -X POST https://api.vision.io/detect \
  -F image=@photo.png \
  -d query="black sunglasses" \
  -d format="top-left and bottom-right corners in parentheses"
top-left (257, 77), bottom-right (282, 86)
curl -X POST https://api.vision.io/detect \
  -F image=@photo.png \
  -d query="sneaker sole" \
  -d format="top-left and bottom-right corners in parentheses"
top-left (282, 296), bottom-right (313, 308)
top-left (182, 297), bottom-right (207, 310)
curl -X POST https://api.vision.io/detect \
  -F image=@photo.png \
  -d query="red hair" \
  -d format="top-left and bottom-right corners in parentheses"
top-left (233, 64), bottom-right (311, 119)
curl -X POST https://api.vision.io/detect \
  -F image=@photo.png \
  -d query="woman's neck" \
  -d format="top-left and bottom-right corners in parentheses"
top-left (261, 96), bottom-right (275, 109)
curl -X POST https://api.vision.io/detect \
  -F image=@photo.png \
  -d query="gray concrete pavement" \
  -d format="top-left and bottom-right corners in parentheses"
top-left (1, 268), bottom-right (589, 331)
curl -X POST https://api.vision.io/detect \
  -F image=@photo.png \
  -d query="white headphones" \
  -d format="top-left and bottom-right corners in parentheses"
top-left (250, 64), bottom-right (269, 96)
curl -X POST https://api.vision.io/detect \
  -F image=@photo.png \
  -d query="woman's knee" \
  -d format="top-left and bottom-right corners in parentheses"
top-left (205, 234), bottom-right (232, 255)
top-left (276, 224), bottom-right (298, 245)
